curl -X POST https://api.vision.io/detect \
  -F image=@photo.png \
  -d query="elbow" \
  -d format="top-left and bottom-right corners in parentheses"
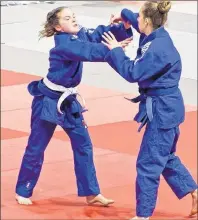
top-left (119, 71), bottom-right (138, 83)
top-left (125, 77), bottom-right (137, 83)
top-left (128, 74), bottom-right (140, 83)
top-left (121, 8), bottom-right (134, 24)
top-left (121, 8), bottom-right (130, 22)
top-left (128, 78), bottom-right (137, 83)
top-left (118, 67), bottom-right (139, 83)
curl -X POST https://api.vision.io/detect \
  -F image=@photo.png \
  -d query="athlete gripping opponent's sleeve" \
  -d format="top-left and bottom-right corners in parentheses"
top-left (15, 6), bottom-right (133, 206)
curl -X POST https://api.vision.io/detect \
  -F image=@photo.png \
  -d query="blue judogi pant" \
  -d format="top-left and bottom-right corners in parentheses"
top-left (16, 96), bottom-right (100, 198)
top-left (136, 117), bottom-right (197, 217)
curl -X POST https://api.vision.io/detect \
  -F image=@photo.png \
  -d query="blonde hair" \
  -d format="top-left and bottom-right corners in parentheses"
top-left (38, 6), bottom-right (68, 39)
top-left (143, 1), bottom-right (171, 29)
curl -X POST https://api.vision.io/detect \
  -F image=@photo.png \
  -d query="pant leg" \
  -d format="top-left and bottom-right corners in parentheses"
top-left (136, 120), bottom-right (176, 217)
top-left (16, 96), bottom-right (57, 198)
top-left (162, 127), bottom-right (197, 199)
top-left (63, 123), bottom-right (100, 197)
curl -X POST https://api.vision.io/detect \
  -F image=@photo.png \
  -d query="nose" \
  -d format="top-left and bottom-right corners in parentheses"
top-left (72, 17), bottom-right (76, 23)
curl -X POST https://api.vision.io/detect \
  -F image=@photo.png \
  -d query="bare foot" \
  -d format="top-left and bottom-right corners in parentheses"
top-left (130, 217), bottom-right (149, 220)
top-left (15, 194), bottom-right (32, 205)
top-left (189, 189), bottom-right (198, 217)
top-left (86, 194), bottom-right (114, 206)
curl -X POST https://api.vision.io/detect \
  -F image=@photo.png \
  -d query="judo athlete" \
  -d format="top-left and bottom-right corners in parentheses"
top-left (15, 6), bottom-right (133, 206)
top-left (102, 1), bottom-right (198, 219)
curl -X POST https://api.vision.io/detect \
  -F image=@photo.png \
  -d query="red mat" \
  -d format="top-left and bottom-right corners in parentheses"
top-left (1, 69), bottom-right (197, 219)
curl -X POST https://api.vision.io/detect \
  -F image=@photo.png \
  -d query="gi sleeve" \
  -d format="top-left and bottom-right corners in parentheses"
top-left (53, 36), bottom-right (109, 62)
top-left (104, 46), bottom-right (169, 83)
top-left (78, 23), bottom-right (133, 43)
top-left (121, 9), bottom-right (140, 34)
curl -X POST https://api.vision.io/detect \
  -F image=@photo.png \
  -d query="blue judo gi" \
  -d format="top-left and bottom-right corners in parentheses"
top-left (104, 9), bottom-right (197, 217)
top-left (15, 23), bottom-right (132, 198)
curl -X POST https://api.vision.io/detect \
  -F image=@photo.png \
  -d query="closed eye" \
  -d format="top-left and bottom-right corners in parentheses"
top-left (64, 16), bottom-right (71, 20)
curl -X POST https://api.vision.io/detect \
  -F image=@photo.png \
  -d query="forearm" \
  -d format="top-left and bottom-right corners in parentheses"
top-left (84, 23), bottom-right (132, 43)
top-left (105, 47), bottom-right (137, 82)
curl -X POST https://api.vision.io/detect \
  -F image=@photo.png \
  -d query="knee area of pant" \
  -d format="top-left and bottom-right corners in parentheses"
top-left (136, 158), bottom-right (151, 171)
top-left (24, 150), bottom-right (43, 161)
top-left (73, 142), bottom-right (93, 151)
top-left (78, 146), bottom-right (93, 156)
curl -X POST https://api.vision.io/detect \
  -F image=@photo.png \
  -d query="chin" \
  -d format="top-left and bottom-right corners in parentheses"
top-left (72, 27), bottom-right (80, 35)
top-left (138, 26), bottom-right (142, 32)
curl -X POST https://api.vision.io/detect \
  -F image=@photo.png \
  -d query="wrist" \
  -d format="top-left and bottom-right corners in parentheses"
top-left (113, 46), bottom-right (122, 49)
top-left (110, 45), bottom-right (122, 50)
top-left (123, 22), bottom-right (131, 29)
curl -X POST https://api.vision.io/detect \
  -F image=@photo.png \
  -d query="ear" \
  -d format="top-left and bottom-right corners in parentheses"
top-left (145, 18), bottom-right (149, 25)
top-left (145, 17), bottom-right (152, 26)
top-left (55, 25), bottom-right (62, 32)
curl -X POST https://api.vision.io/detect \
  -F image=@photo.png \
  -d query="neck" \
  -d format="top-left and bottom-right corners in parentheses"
top-left (144, 26), bottom-right (154, 36)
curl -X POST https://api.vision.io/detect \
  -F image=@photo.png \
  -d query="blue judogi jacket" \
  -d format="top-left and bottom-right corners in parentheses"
top-left (105, 9), bottom-right (185, 130)
top-left (28, 23), bottom-right (133, 128)
top-left (47, 23), bottom-right (132, 87)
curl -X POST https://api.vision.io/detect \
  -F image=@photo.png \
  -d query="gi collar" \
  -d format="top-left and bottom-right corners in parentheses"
top-left (140, 26), bottom-right (168, 47)
top-left (54, 32), bottom-right (78, 46)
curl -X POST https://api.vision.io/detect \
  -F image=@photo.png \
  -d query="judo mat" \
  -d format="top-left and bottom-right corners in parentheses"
top-left (1, 69), bottom-right (197, 219)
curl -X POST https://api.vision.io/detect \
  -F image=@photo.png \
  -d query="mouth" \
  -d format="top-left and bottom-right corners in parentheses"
top-left (74, 24), bottom-right (78, 27)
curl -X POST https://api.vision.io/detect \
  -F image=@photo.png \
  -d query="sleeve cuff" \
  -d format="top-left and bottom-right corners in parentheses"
top-left (104, 46), bottom-right (125, 63)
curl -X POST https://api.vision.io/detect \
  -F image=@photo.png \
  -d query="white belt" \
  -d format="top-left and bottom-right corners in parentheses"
top-left (43, 77), bottom-right (86, 114)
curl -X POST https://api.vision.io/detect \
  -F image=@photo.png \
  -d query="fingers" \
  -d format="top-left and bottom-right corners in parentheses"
top-left (121, 42), bottom-right (129, 46)
top-left (122, 38), bottom-right (132, 43)
top-left (121, 43), bottom-right (129, 48)
top-left (102, 34), bottom-right (110, 43)
top-left (127, 36), bottom-right (133, 41)
top-left (103, 32), bottom-right (112, 40)
top-left (121, 39), bottom-right (133, 47)
top-left (120, 38), bottom-right (132, 48)
top-left (120, 38), bottom-right (132, 46)
top-left (107, 31), bottom-right (116, 40)
top-left (102, 32), bottom-right (116, 42)
top-left (121, 37), bottom-right (133, 42)
top-left (109, 14), bottom-right (123, 25)
top-left (112, 17), bottom-right (122, 23)
top-left (101, 40), bottom-right (109, 47)
top-left (102, 33), bottom-right (112, 43)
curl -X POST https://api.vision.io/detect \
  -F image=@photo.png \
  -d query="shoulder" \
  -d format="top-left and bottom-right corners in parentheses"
top-left (153, 35), bottom-right (180, 61)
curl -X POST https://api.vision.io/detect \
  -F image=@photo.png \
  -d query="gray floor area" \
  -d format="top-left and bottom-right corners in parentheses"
top-left (1, 1), bottom-right (197, 106)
